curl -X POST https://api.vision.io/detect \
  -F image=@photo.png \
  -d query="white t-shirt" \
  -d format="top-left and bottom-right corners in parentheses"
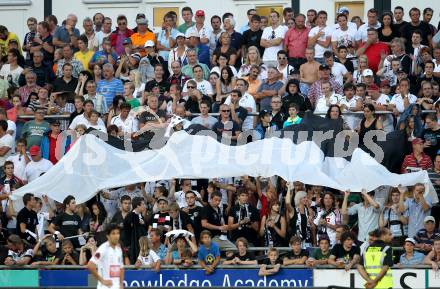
top-left (0, 64), bottom-right (23, 87)
top-left (0, 133), bottom-right (14, 166)
top-left (94, 31), bottom-right (111, 51)
top-left (182, 79), bottom-right (213, 96)
top-left (331, 22), bottom-right (358, 34)
top-left (174, 190), bottom-right (202, 208)
top-left (185, 25), bottom-right (211, 41)
top-left (137, 249), bottom-right (160, 266)
top-left (37, 211), bottom-right (50, 240)
top-left (24, 158), bottom-right (53, 183)
top-left (90, 241), bottom-right (124, 289)
top-left (355, 22), bottom-right (382, 42)
top-left (210, 66), bottom-right (238, 76)
top-left (69, 113), bottom-right (106, 130)
top-left (110, 115), bottom-right (139, 136)
top-left (7, 120), bottom-right (16, 151)
top-left (6, 153), bottom-right (28, 181)
top-left (331, 26), bottom-right (357, 49)
top-left (224, 92), bottom-right (256, 131)
top-left (390, 93), bottom-right (417, 113)
top-left (313, 209), bottom-right (337, 246)
top-left (308, 26), bottom-right (332, 58)
top-left (340, 95), bottom-right (362, 130)
top-left (261, 25), bottom-right (287, 62)
top-left (331, 62), bottom-right (348, 86)
top-left (314, 93), bottom-right (342, 115)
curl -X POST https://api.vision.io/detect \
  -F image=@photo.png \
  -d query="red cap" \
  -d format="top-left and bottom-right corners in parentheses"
top-left (29, 145), bottom-right (41, 156)
top-left (412, 138), bottom-right (424, 145)
top-left (195, 10), bottom-right (205, 17)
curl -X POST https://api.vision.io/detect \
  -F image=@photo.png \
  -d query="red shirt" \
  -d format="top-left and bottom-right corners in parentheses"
top-left (401, 153), bottom-right (433, 173)
top-left (49, 134), bottom-right (57, 164)
top-left (361, 41), bottom-right (389, 73)
top-left (284, 27), bottom-right (311, 58)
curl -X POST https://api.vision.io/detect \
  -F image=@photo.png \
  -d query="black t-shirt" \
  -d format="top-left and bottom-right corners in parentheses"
top-left (271, 111), bottom-right (286, 130)
top-left (185, 95), bottom-right (212, 113)
top-left (52, 212), bottom-right (81, 247)
top-left (281, 93), bottom-right (312, 116)
top-left (187, 206), bottom-right (202, 240)
top-left (226, 251), bottom-right (256, 261)
top-left (16, 207), bottom-right (38, 244)
top-left (394, 21), bottom-right (408, 35)
top-left (401, 21), bottom-right (432, 50)
top-left (330, 244), bottom-right (360, 262)
top-left (52, 77), bottom-right (78, 93)
top-left (60, 250), bottom-right (79, 265)
top-left (145, 79), bottom-right (170, 94)
top-left (171, 210), bottom-right (192, 231)
top-left (377, 26), bottom-right (401, 43)
top-left (336, 58), bottom-right (354, 73)
top-left (262, 257), bottom-right (282, 265)
top-left (212, 120), bottom-right (240, 138)
top-left (423, 128), bottom-right (440, 161)
top-left (242, 29), bottom-right (264, 56)
top-left (212, 47), bottom-right (237, 64)
top-left (228, 204), bottom-right (260, 244)
top-left (36, 248), bottom-right (62, 263)
top-left (138, 109), bottom-right (166, 124)
top-left (200, 204), bottom-right (223, 237)
top-left (286, 249), bottom-right (309, 259)
top-left (234, 106), bottom-right (248, 128)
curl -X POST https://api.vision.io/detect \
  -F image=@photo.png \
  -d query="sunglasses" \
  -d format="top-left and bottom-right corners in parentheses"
top-left (187, 86), bottom-right (195, 89)
top-left (221, 110), bottom-right (230, 112)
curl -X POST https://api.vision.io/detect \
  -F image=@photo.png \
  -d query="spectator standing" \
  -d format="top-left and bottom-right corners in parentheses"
top-left (355, 8), bottom-right (381, 45)
top-left (94, 17), bottom-right (112, 51)
top-left (111, 15), bottom-right (133, 56)
top-left (178, 7), bottom-right (195, 34)
top-left (80, 17), bottom-right (97, 52)
top-left (20, 109), bottom-right (49, 149)
top-left (53, 14), bottom-right (80, 49)
top-left (284, 14), bottom-right (310, 70)
top-left (242, 15), bottom-right (264, 57)
top-left (401, 7), bottom-right (432, 52)
top-left (0, 49), bottom-right (23, 87)
top-left (307, 11), bottom-right (332, 65)
top-left (261, 11), bottom-right (287, 67)
top-left (97, 63), bottom-right (124, 108)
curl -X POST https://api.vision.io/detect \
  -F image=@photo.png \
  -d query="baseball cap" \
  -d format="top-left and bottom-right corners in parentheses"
top-left (362, 69), bottom-right (374, 77)
top-left (136, 13), bottom-right (146, 19)
top-left (338, 6), bottom-right (349, 14)
top-left (29, 145), bottom-right (41, 156)
top-left (136, 17), bottom-right (148, 25)
top-left (404, 237), bottom-right (416, 245)
top-left (129, 53), bottom-right (141, 62)
top-left (144, 40), bottom-right (155, 47)
top-left (186, 30), bottom-right (200, 38)
top-left (259, 109), bottom-right (271, 118)
top-left (122, 38), bottom-right (132, 45)
top-left (424, 216), bottom-right (436, 223)
top-left (319, 64), bottom-right (330, 70)
top-left (195, 10), bottom-right (205, 17)
top-left (412, 138), bottom-right (424, 145)
top-left (175, 32), bottom-right (185, 39)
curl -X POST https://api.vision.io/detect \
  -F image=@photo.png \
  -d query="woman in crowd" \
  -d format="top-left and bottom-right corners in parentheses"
top-left (353, 55), bottom-right (369, 84)
top-left (357, 103), bottom-right (383, 152)
top-left (209, 72), bottom-right (220, 110)
top-left (106, 95), bottom-right (126, 125)
top-left (7, 94), bottom-right (26, 136)
top-left (260, 201), bottom-right (287, 247)
top-left (215, 66), bottom-right (236, 105)
top-left (92, 64), bottom-right (103, 83)
top-left (377, 11), bottom-right (400, 44)
top-left (89, 201), bottom-right (108, 237)
top-left (238, 46), bottom-right (266, 79)
top-left (135, 236), bottom-right (161, 271)
top-left (211, 53), bottom-right (238, 76)
top-left (285, 183), bottom-right (314, 248)
top-left (76, 203), bottom-right (91, 233)
top-left (314, 192), bottom-right (341, 247)
top-left (424, 237), bottom-right (440, 270)
top-left (79, 235), bottom-right (98, 265)
top-left (211, 32), bottom-right (237, 67)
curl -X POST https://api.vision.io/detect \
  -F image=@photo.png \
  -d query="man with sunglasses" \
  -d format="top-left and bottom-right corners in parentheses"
top-left (261, 11), bottom-right (287, 67)
top-left (130, 17), bottom-right (156, 55)
top-left (110, 15), bottom-right (133, 56)
top-left (212, 104), bottom-right (241, 143)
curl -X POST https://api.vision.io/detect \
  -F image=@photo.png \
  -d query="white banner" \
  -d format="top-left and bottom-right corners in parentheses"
top-left (314, 269), bottom-right (425, 289)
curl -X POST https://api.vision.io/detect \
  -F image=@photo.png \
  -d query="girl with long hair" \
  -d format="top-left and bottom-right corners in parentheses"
top-left (215, 66), bottom-right (236, 104)
top-left (260, 201), bottom-right (287, 247)
top-left (135, 236), bottom-right (161, 271)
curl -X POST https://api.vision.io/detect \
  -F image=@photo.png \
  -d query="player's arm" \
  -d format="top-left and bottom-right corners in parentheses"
top-left (87, 259), bottom-right (112, 287)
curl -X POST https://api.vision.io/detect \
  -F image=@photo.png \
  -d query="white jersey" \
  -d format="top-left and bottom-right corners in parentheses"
top-left (90, 241), bottom-right (124, 289)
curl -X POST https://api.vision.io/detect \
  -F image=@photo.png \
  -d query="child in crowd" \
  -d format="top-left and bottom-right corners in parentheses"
top-left (259, 247), bottom-right (281, 276)
top-left (283, 103), bottom-right (302, 128)
top-left (32, 235), bottom-right (62, 265)
top-left (198, 230), bottom-right (220, 275)
top-left (283, 236), bottom-right (309, 265)
top-left (223, 237), bottom-right (257, 265)
top-left (336, 46), bottom-right (354, 74)
top-left (306, 237), bottom-right (331, 267)
top-left (60, 239), bottom-right (79, 265)
top-left (135, 236), bottom-right (161, 271)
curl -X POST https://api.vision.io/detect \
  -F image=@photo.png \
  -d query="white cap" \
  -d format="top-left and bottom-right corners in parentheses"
top-left (175, 32), bottom-right (185, 38)
top-left (405, 237), bottom-right (416, 245)
top-left (338, 6), bottom-right (349, 14)
top-left (144, 40), bottom-right (155, 47)
top-left (424, 216), bottom-right (436, 224)
top-left (362, 69), bottom-right (374, 77)
top-left (186, 30), bottom-right (200, 38)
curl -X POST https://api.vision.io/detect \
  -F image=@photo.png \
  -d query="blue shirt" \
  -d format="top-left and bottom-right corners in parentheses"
top-left (405, 197), bottom-right (433, 237)
top-left (197, 242), bottom-right (220, 265)
top-left (53, 25), bottom-right (80, 44)
top-left (257, 80), bottom-right (284, 111)
top-left (97, 78), bottom-right (124, 107)
top-left (91, 50), bottom-right (118, 66)
top-left (157, 28), bottom-right (179, 60)
top-left (197, 44), bottom-right (210, 67)
top-left (399, 251), bottom-right (425, 265)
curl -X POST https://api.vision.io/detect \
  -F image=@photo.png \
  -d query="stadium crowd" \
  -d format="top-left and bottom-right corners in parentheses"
top-left (1, 4), bottom-right (440, 275)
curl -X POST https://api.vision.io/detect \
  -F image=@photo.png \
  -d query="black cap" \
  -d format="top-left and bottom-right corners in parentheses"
top-left (259, 109), bottom-right (271, 118)
top-left (319, 64), bottom-right (331, 70)
top-left (136, 13), bottom-right (146, 19)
